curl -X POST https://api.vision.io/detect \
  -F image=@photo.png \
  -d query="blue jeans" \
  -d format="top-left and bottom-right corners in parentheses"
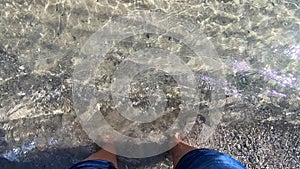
top-left (69, 148), bottom-right (246, 169)
top-left (175, 149), bottom-right (246, 169)
top-left (69, 160), bottom-right (116, 169)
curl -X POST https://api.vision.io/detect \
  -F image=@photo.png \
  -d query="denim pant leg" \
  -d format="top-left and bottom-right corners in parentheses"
top-left (175, 148), bottom-right (246, 169)
top-left (69, 160), bottom-right (117, 169)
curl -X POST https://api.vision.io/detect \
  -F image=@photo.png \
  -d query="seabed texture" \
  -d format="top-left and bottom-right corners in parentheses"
top-left (0, 0), bottom-right (299, 169)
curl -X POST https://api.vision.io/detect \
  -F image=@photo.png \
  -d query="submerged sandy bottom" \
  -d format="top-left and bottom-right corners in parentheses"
top-left (0, 0), bottom-right (299, 168)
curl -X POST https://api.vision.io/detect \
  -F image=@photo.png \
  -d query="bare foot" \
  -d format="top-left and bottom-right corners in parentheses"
top-left (170, 134), bottom-right (197, 168)
top-left (84, 135), bottom-right (118, 168)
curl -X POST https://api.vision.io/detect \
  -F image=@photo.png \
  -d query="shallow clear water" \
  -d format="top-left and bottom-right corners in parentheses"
top-left (0, 0), bottom-right (299, 168)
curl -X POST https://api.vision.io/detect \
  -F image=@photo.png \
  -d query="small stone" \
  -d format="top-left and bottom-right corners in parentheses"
top-left (19, 65), bottom-right (25, 70)
top-left (220, 0), bottom-right (232, 3)
top-left (30, 21), bottom-right (36, 26)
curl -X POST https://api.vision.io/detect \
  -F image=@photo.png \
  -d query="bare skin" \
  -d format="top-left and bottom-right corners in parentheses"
top-left (83, 137), bottom-right (197, 169)
top-left (84, 143), bottom-right (118, 168)
top-left (170, 140), bottom-right (197, 168)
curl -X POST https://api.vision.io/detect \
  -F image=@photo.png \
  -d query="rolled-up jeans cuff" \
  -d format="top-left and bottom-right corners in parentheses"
top-left (69, 160), bottom-right (117, 169)
top-left (175, 148), bottom-right (246, 169)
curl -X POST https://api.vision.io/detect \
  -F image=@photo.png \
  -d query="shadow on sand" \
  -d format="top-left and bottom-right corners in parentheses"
top-left (0, 144), bottom-right (169, 169)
